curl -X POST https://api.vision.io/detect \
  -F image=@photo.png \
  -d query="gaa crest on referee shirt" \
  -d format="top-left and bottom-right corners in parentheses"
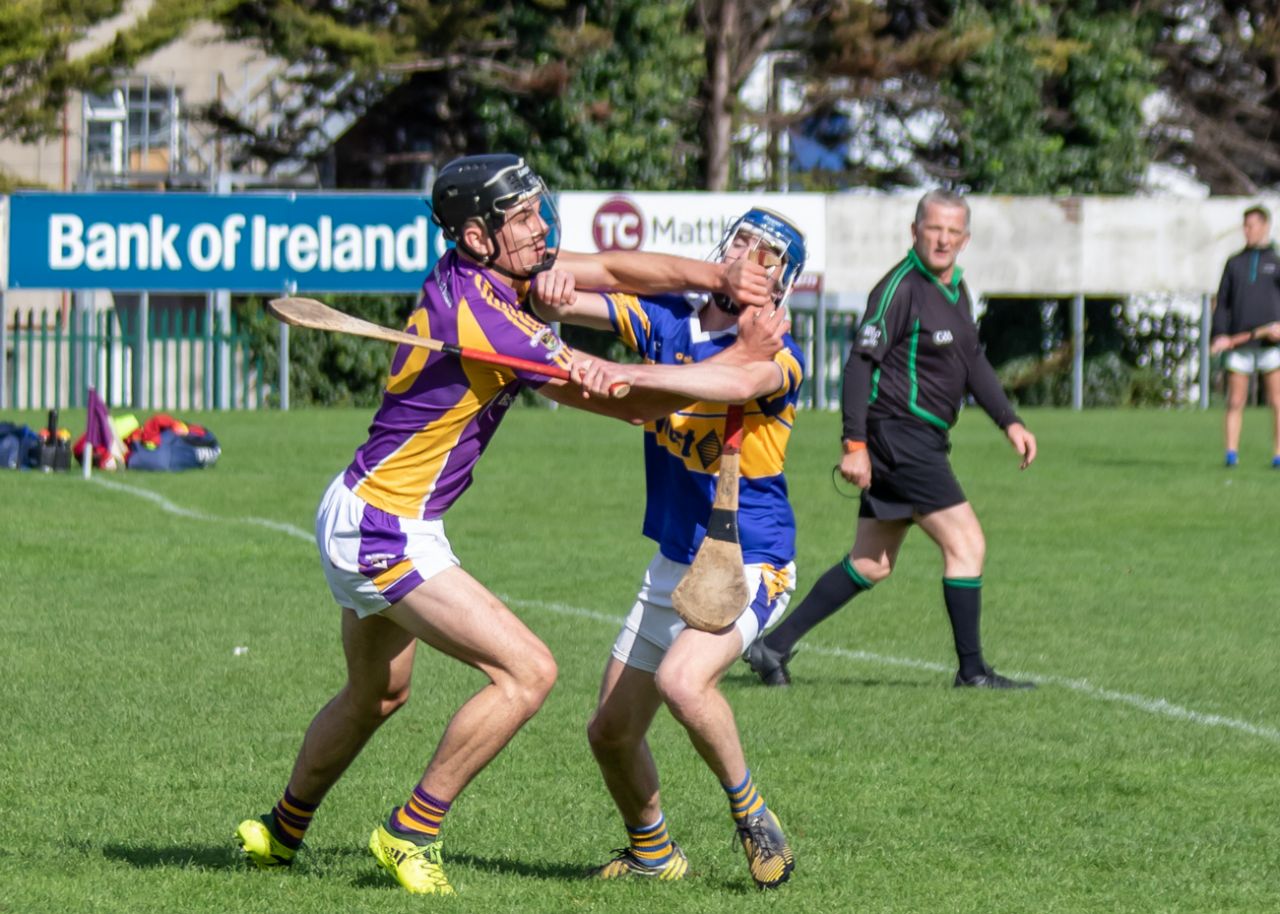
top-left (933, 329), bottom-right (954, 346)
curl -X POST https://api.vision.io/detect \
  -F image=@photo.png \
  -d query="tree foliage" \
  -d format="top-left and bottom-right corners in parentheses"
top-left (479, 1), bottom-right (704, 190)
top-left (1144, 0), bottom-right (1280, 194)
top-left (0, 0), bottom-right (223, 142)
top-left (9, 0), bottom-right (1279, 198)
top-left (942, 0), bottom-right (1156, 193)
top-left (784, 0), bottom-right (1156, 194)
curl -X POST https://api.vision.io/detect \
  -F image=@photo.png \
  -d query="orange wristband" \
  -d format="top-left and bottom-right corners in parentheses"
top-left (842, 439), bottom-right (867, 453)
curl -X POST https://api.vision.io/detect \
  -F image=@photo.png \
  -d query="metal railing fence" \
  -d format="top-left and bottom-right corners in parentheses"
top-left (5, 306), bottom-right (266, 412)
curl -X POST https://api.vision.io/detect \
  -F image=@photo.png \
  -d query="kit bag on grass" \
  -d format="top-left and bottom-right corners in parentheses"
top-left (125, 415), bottom-right (221, 472)
top-left (0, 422), bottom-right (41, 470)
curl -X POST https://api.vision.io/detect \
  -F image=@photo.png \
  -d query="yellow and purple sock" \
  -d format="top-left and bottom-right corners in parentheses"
top-left (270, 788), bottom-right (317, 850)
top-left (724, 769), bottom-right (766, 823)
top-left (390, 785), bottom-right (451, 840)
top-left (627, 814), bottom-right (675, 868)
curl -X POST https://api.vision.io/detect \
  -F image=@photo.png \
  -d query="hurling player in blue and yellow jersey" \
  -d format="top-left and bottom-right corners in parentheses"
top-left (539, 209), bottom-right (807, 889)
top-left (234, 155), bottom-right (783, 896)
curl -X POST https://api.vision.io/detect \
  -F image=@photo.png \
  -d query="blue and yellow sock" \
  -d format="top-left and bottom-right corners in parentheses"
top-left (390, 785), bottom-right (451, 840)
top-left (270, 788), bottom-right (318, 850)
top-left (724, 770), bottom-right (766, 824)
top-left (626, 814), bottom-right (675, 868)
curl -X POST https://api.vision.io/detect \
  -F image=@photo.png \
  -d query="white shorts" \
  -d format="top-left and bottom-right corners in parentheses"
top-left (611, 552), bottom-right (796, 674)
top-left (1225, 345), bottom-right (1280, 374)
top-left (315, 474), bottom-right (459, 618)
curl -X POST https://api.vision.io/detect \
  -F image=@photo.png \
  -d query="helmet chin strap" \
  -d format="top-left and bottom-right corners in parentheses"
top-left (712, 293), bottom-right (740, 316)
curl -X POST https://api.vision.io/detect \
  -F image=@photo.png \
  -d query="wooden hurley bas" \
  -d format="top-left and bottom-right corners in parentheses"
top-left (672, 404), bottom-right (750, 631)
top-left (266, 295), bottom-right (629, 396)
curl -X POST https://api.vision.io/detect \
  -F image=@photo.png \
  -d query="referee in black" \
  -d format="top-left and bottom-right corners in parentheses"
top-left (747, 189), bottom-right (1037, 689)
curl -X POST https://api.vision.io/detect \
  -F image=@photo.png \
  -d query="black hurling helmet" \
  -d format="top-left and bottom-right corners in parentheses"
top-left (430, 154), bottom-right (559, 279)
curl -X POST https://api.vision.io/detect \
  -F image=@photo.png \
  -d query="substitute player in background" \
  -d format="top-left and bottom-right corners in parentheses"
top-left (747, 190), bottom-right (1038, 690)
top-left (537, 209), bottom-right (807, 889)
top-left (234, 154), bottom-right (781, 895)
top-left (1209, 205), bottom-right (1280, 468)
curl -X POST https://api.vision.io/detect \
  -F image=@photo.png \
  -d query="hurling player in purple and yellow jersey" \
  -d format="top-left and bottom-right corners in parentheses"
top-left (537, 209), bottom-right (807, 889)
top-left (235, 155), bottom-right (783, 895)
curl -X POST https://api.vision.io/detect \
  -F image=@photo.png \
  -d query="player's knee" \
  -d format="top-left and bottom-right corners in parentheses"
top-left (586, 706), bottom-right (634, 754)
top-left (850, 553), bottom-right (892, 584)
top-left (508, 646), bottom-right (558, 715)
top-left (947, 535), bottom-right (985, 573)
top-left (653, 666), bottom-right (709, 721)
top-left (1226, 389), bottom-right (1248, 410)
top-left (965, 533), bottom-right (986, 568)
top-left (347, 683), bottom-right (410, 724)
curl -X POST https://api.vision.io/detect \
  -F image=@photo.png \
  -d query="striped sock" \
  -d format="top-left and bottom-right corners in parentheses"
top-left (627, 814), bottom-right (675, 868)
top-left (724, 770), bottom-right (766, 824)
top-left (390, 785), bottom-right (451, 840)
top-left (270, 788), bottom-right (318, 850)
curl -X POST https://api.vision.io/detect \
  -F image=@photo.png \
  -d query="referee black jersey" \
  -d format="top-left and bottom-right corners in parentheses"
top-left (843, 248), bottom-right (1019, 440)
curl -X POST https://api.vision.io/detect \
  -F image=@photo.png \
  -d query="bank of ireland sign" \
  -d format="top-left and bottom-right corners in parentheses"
top-left (6, 192), bottom-right (446, 292)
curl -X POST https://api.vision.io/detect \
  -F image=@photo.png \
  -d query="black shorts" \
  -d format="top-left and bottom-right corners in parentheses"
top-left (859, 418), bottom-right (967, 521)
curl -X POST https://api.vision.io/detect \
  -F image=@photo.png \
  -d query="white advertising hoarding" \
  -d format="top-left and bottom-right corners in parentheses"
top-left (557, 192), bottom-right (826, 290)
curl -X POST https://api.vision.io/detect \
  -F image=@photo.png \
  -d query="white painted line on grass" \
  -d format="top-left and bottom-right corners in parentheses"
top-left (90, 478), bottom-right (313, 543)
top-left (506, 595), bottom-right (1280, 745)
top-left (84, 484), bottom-right (1280, 746)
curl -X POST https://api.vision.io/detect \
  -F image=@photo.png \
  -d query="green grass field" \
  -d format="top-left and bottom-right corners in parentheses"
top-left (3, 404), bottom-right (1279, 913)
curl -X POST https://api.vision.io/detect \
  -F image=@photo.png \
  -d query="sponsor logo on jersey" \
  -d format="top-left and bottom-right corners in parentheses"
top-left (695, 429), bottom-right (723, 469)
top-left (859, 324), bottom-right (882, 348)
top-left (933, 329), bottom-right (954, 346)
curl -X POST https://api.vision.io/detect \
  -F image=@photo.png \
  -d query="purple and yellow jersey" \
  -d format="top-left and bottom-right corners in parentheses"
top-left (606, 292), bottom-right (804, 566)
top-left (344, 250), bottom-right (574, 519)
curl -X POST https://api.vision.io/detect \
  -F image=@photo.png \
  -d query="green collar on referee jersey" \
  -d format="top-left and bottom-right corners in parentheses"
top-left (907, 247), bottom-right (964, 304)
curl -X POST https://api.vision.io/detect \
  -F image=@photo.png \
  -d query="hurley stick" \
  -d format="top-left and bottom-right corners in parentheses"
top-left (671, 404), bottom-right (750, 631)
top-left (268, 296), bottom-right (629, 395)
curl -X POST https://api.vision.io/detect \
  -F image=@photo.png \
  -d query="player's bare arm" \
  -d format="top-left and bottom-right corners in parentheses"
top-left (554, 250), bottom-right (772, 308)
top-left (529, 268), bottom-right (614, 329)
top-left (574, 354), bottom-right (783, 406)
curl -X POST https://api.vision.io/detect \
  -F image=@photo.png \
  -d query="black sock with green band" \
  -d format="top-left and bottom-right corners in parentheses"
top-left (763, 556), bottom-right (872, 655)
top-left (943, 576), bottom-right (984, 678)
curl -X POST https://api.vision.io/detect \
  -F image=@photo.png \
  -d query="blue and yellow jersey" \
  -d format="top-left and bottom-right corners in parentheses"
top-left (606, 292), bottom-right (804, 566)
top-left (344, 250), bottom-right (574, 519)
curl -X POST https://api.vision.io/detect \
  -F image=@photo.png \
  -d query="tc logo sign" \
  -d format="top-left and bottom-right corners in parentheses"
top-left (593, 196), bottom-right (644, 250)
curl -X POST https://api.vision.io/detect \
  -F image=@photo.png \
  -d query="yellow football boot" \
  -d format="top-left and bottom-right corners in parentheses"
top-left (369, 822), bottom-right (455, 895)
top-left (235, 816), bottom-right (297, 870)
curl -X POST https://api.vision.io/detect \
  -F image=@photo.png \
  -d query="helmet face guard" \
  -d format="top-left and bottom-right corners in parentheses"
top-left (709, 208), bottom-right (807, 313)
top-left (432, 154), bottom-right (560, 280)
